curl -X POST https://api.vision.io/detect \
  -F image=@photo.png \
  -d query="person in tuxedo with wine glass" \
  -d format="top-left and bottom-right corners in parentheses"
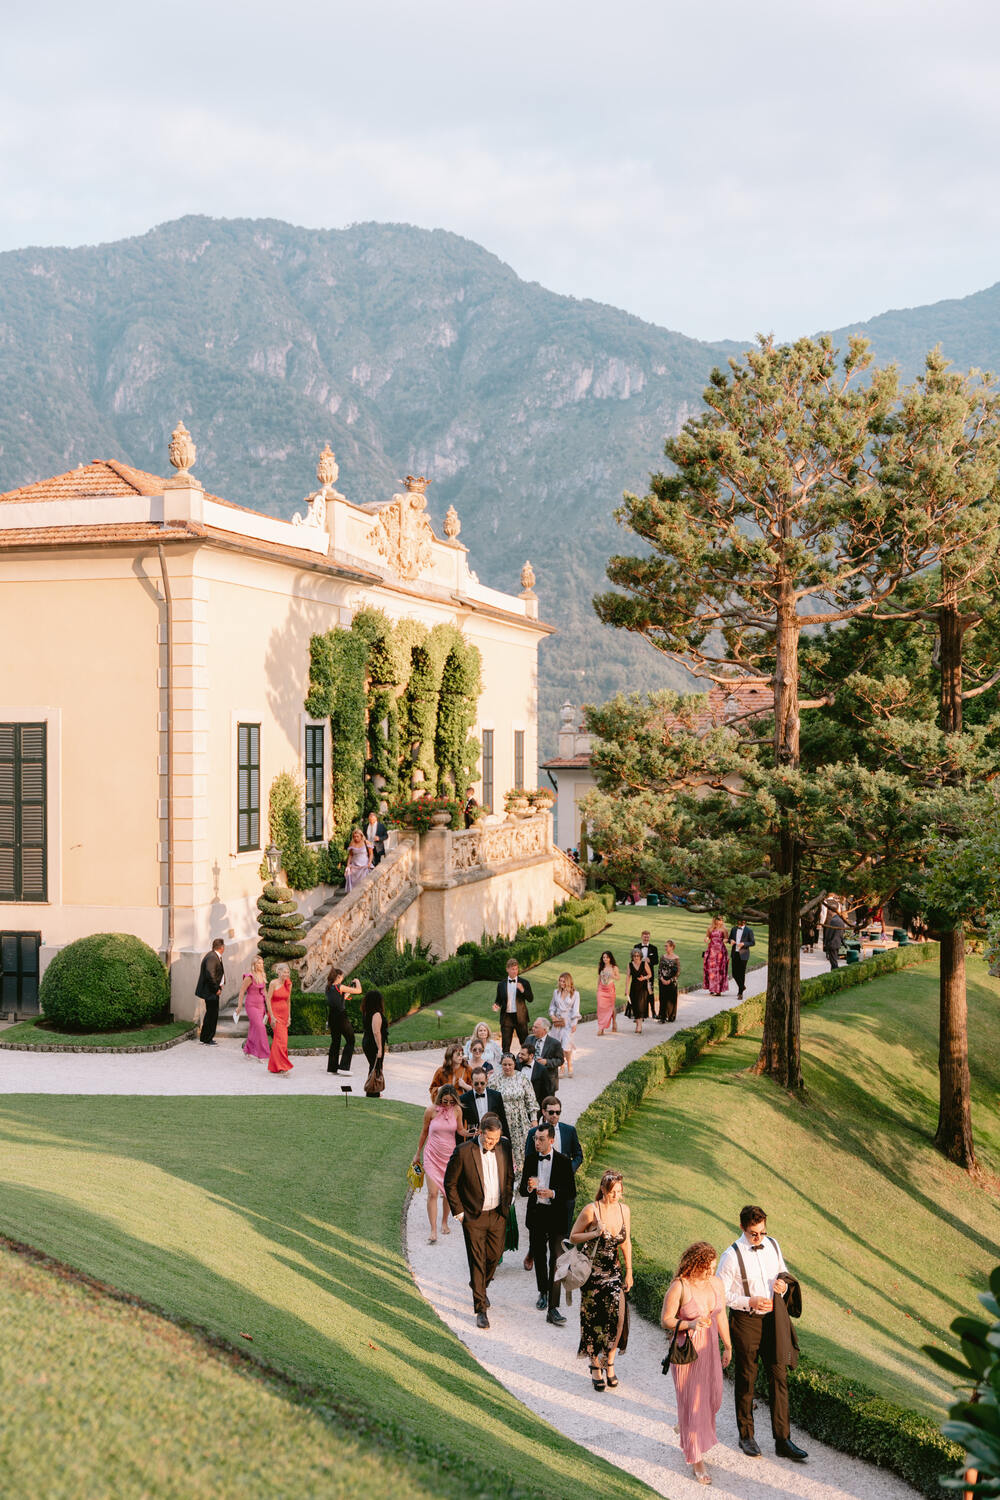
top-left (493, 958), bottom-right (534, 1054)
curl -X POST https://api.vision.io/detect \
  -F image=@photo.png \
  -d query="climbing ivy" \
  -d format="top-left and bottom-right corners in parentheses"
top-left (405, 624), bottom-right (459, 793)
top-left (435, 637), bottom-right (482, 797)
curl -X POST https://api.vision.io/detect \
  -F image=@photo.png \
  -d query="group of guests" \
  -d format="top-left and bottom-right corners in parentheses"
top-left (195, 940), bottom-right (297, 1076)
top-left (595, 931), bottom-right (680, 1034)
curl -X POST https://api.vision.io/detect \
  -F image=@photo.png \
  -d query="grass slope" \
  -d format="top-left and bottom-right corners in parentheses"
top-left (388, 905), bottom-right (767, 1046)
top-left (0, 1096), bottom-right (655, 1500)
top-left (588, 957), bottom-right (1000, 1419)
top-left (0, 1019), bottom-right (191, 1049)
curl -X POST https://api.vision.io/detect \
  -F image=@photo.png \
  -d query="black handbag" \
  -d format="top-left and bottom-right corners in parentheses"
top-left (661, 1323), bottom-right (698, 1372)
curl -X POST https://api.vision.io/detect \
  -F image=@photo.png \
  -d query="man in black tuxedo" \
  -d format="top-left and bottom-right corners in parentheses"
top-left (639, 929), bottom-right (659, 1017)
top-left (528, 1017), bottom-right (564, 1108)
top-left (460, 1067), bottom-right (510, 1140)
top-left (527, 1096), bottom-right (583, 1236)
top-left (195, 939), bottom-right (225, 1045)
top-left (519, 1120), bottom-right (576, 1324)
top-left (493, 958), bottom-right (534, 1054)
top-left (444, 1115), bottom-right (514, 1329)
top-left (728, 919), bottom-right (756, 999)
top-left (364, 810), bottom-right (388, 868)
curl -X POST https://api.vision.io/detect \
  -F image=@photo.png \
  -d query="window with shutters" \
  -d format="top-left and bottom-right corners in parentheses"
top-left (513, 730), bottom-right (525, 791)
top-left (304, 724), bottom-right (325, 842)
top-left (481, 729), bottom-right (494, 812)
top-left (237, 723), bottom-right (260, 852)
top-left (0, 723), bottom-right (47, 902)
top-left (0, 931), bottom-right (41, 1014)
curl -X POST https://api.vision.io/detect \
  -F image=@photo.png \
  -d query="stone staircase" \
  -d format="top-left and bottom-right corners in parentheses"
top-left (297, 837), bottom-right (421, 992)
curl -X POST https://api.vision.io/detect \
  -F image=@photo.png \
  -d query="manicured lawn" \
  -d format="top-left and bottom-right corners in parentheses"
top-left (0, 1018), bottom-right (192, 1049)
top-left (388, 905), bottom-right (767, 1047)
top-left (0, 1096), bottom-right (656, 1500)
top-left (0, 1245), bottom-right (447, 1500)
top-left (588, 957), bottom-right (1000, 1419)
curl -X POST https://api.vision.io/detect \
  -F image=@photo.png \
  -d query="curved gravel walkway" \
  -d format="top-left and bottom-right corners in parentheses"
top-left (405, 957), bottom-right (921, 1500)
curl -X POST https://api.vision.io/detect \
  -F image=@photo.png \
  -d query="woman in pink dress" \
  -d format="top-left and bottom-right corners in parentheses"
top-left (596, 950), bottom-right (620, 1035)
top-left (344, 828), bottom-right (373, 893)
top-left (702, 917), bottom-right (729, 996)
top-left (413, 1084), bottom-right (467, 1243)
top-left (661, 1241), bottom-right (732, 1485)
top-left (266, 963), bottom-right (293, 1075)
top-left (237, 955), bottom-right (270, 1061)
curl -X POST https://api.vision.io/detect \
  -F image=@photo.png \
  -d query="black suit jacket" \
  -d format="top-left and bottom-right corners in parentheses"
top-left (494, 975), bottom-right (534, 1025)
top-left (519, 1146), bottom-right (576, 1234)
top-left (526, 1120), bottom-right (582, 1174)
top-left (364, 819), bottom-right (387, 854)
top-left (444, 1137), bottom-right (514, 1219)
top-left (530, 1034), bottom-right (564, 1104)
top-left (195, 950), bottom-right (224, 1000)
top-left (729, 925), bottom-right (755, 957)
top-left (639, 942), bottom-right (659, 985)
top-left (459, 1087), bottom-right (510, 1141)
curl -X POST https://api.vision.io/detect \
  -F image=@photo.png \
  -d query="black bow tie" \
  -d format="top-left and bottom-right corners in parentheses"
top-left (537, 1153), bottom-right (551, 1160)
top-left (749, 1245), bottom-right (763, 1252)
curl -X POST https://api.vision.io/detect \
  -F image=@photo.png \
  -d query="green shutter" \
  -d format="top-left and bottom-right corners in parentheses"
top-left (304, 726), bottom-right (324, 841)
top-left (0, 724), bottom-right (46, 902)
top-left (237, 723), bottom-right (260, 852)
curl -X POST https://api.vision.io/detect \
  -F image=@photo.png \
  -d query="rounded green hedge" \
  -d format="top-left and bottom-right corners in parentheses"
top-left (40, 933), bottom-right (170, 1033)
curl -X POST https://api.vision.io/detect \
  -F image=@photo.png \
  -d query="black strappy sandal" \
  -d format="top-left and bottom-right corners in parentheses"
top-left (589, 1362), bottom-right (605, 1391)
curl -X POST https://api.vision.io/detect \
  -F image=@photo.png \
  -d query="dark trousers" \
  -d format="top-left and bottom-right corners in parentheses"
top-left (732, 951), bottom-right (748, 995)
top-left (500, 1011), bottom-right (529, 1054)
top-left (327, 1007), bottom-right (355, 1073)
top-left (199, 994), bottom-right (219, 1044)
top-left (730, 1309), bottom-right (790, 1441)
top-left (647, 982), bottom-right (657, 1018)
top-left (824, 943), bottom-right (841, 969)
top-left (658, 981), bottom-right (678, 1022)
top-left (362, 1036), bottom-right (381, 1072)
top-left (461, 1208), bottom-right (506, 1313)
top-left (528, 1211), bottom-right (566, 1311)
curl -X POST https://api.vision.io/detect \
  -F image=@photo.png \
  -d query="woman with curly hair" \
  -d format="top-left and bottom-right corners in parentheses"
top-left (661, 1241), bottom-right (732, 1485)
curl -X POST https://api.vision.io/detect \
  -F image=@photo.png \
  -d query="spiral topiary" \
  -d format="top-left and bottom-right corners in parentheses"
top-left (257, 882), bottom-right (307, 961)
top-left (39, 932), bottom-right (169, 1032)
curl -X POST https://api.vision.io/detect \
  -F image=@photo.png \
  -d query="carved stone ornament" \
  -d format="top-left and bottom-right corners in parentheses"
top-left (316, 443), bottom-right (339, 489)
top-left (165, 420), bottom-right (203, 489)
top-left (293, 445), bottom-right (342, 528)
top-left (443, 504), bottom-right (461, 540)
top-left (520, 559), bottom-right (536, 592)
top-left (368, 477), bottom-right (436, 580)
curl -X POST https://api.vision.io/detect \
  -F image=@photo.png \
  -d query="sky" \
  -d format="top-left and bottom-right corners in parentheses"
top-left (4, 0), bottom-right (1000, 341)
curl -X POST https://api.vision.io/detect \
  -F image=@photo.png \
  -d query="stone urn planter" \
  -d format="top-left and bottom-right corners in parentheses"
top-left (505, 795), bottom-right (529, 822)
top-left (430, 809), bottom-right (452, 829)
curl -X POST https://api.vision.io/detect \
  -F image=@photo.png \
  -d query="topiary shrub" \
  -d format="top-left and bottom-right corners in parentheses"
top-left (40, 933), bottom-right (169, 1032)
top-left (257, 882), bottom-right (307, 961)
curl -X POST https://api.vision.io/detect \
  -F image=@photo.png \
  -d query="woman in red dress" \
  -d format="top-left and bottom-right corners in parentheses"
top-left (702, 916), bottom-right (729, 996)
top-left (266, 962), bottom-right (293, 1075)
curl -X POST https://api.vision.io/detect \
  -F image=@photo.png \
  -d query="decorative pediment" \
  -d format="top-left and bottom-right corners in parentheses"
top-left (368, 475), bottom-right (435, 580)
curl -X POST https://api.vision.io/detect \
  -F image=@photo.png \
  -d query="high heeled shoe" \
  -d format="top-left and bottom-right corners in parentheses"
top-left (589, 1363), bottom-right (605, 1391)
top-left (605, 1367), bottom-right (619, 1388)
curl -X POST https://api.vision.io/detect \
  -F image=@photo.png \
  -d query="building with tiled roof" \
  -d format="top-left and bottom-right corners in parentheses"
top-left (0, 434), bottom-right (554, 1014)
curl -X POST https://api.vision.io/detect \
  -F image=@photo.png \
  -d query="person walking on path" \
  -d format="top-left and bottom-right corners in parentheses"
top-left (528, 1017), bottom-right (564, 1108)
top-left (364, 809), bottom-right (387, 868)
top-left (195, 939), bottom-right (225, 1045)
top-left (493, 958), bottom-right (534, 1054)
top-left (463, 1021), bottom-right (502, 1071)
top-left (527, 1096), bottom-right (583, 1230)
top-left (414, 1084), bottom-right (465, 1243)
top-left (325, 966), bottom-right (361, 1075)
top-left (361, 990), bottom-right (387, 1086)
top-left (520, 1119), bottom-right (575, 1326)
top-left (459, 1067), bottom-right (510, 1141)
top-left (444, 1114), bottom-right (514, 1329)
top-left (570, 1169), bottom-right (633, 1392)
top-left (728, 918), bottom-right (755, 1000)
top-left (428, 1043), bottom-right (471, 1102)
top-left (236, 955), bottom-right (270, 1060)
top-left (657, 942), bottom-right (680, 1023)
top-left (661, 1241), bottom-right (732, 1485)
top-left (822, 902), bottom-right (848, 969)
top-left (495, 1052), bottom-right (538, 1171)
top-left (703, 917), bottom-right (729, 996)
top-left (596, 950), bottom-right (620, 1035)
top-left (265, 962), bottom-right (293, 1075)
top-left (638, 930), bottom-right (659, 1018)
top-left (344, 828), bottom-right (373, 893)
top-left (549, 971), bottom-right (580, 1077)
top-left (718, 1205), bottom-right (808, 1464)
top-left (627, 947), bottom-right (651, 1033)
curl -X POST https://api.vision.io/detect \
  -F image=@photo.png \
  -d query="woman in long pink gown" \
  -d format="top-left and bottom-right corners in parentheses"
top-left (266, 964), bottom-right (293, 1075)
top-left (237, 956), bottom-right (270, 1061)
top-left (702, 918), bottom-right (729, 995)
top-left (596, 950), bottom-right (620, 1035)
top-left (413, 1085), bottom-right (466, 1243)
top-left (661, 1242), bottom-right (732, 1485)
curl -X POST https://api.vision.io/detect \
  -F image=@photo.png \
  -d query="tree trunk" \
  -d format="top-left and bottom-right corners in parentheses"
top-left (933, 927), bottom-right (977, 1167)
top-left (754, 596), bottom-right (804, 1090)
top-left (935, 591), bottom-right (977, 1170)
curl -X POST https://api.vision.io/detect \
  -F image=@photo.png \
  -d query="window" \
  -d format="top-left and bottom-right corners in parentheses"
top-left (513, 730), bottom-right (525, 791)
top-left (482, 729), bottom-right (494, 813)
top-left (237, 723), bottom-right (260, 852)
top-left (0, 723), bottom-right (47, 902)
top-left (0, 931), bottom-right (41, 1014)
top-left (304, 724), bottom-right (325, 842)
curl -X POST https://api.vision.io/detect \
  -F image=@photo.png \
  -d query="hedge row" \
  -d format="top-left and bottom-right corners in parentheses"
top-left (290, 891), bottom-right (613, 1036)
top-left (576, 941), bottom-right (960, 1499)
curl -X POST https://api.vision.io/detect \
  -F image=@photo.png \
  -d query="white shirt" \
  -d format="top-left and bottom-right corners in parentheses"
top-left (480, 1145), bottom-right (500, 1210)
top-left (534, 1150), bottom-right (553, 1203)
top-left (473, 1091), bottom-right (489, 1122)
top-left (506, 977), bottom-right (519, 1013)
top-left (718, 1233), bottom-right (788, 1314)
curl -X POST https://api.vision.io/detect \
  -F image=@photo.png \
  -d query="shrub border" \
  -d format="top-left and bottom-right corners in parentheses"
top-left (0, 1023), bottom-right (197, 1054)
top-left (575, 942), bottom-right (963, 1498)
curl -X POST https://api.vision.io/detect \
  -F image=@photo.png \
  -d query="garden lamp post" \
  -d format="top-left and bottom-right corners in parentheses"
top-left (265, 843), bottom-right (281, 882)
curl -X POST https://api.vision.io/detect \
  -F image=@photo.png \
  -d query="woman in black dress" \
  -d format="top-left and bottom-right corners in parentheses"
top-left (570, 1169), bottom-right (633, 1391)
top-left (361, 989), bottom-right (387, 1089)
top-left (627, 947), bottom-right (651, 1034)
top-left (657, 941), bottom-right (680, 1023)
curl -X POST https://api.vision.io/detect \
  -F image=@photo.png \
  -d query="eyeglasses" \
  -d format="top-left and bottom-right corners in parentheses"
top-left (545, 1108), bottom-right (562, 1116)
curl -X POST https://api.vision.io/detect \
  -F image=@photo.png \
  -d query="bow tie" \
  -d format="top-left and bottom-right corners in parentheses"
top-left (749, 1245), bottom-right (763, 1252)
top-left (537, 1153), bottom-right (551, 1160)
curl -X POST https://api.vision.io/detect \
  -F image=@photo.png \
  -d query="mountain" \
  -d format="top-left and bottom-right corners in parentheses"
top-left (1, 215), bottom-right (997, 752)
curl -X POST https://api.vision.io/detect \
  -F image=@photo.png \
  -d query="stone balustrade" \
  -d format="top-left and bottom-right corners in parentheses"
top-left (298, 837), bottom-right (420, 991)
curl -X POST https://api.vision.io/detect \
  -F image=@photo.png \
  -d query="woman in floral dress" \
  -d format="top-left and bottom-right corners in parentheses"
top-left (703, 916), bottom-right (729, 995)
top-left (570, 1169), bottom-right (633, 1391)
top-left (495, 1051), bottom-right (538, 1171)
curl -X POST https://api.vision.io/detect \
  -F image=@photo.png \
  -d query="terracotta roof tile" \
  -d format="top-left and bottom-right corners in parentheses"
top-left (540, 754), bottom-right (592, 769)
top-left (0, 459), bottom-right (258, 514)
top-left (0, 522), bottom-right (203, 547)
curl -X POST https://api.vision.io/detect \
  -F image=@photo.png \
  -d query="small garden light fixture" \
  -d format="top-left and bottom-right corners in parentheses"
top-left (265, 843), bottom-right (282, 881)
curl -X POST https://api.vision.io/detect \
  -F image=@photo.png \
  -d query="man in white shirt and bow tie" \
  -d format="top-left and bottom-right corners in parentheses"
top-left (718, 1204), bottom-right (808, 1464)
top-left (493, 958), bottom-right (534, 1054)
top-left (728, 919), bottom-right (755, 1000)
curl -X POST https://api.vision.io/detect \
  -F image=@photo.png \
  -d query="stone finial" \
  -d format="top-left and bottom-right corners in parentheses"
top-left (166, 420), bottom-right (202, 488)
top-left (404, 474), bottom-right (430, 496)
top-left (316, 443), bottom-right (339, 491)
top-left (520, 559), bottom-right (536, 593)
top-left (560, 701), bottom-right (576, 728)
top-left (443, 504), bottom-right (461, 540)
